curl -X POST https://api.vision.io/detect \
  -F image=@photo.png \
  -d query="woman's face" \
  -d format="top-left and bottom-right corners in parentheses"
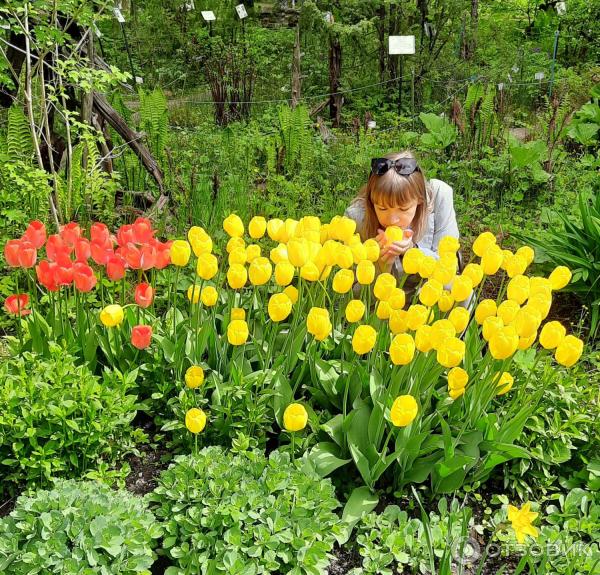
top-left (373, 200), bottom-right (419, 229)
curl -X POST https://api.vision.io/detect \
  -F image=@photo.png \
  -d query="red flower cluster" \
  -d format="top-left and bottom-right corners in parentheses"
top-left (4, 294), bottom-right (31, 316)
top-left (3, 219), bottom-right (171, 293)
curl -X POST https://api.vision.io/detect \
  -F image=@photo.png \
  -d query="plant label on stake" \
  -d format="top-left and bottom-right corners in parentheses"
top-left (236, 4), bottom-right (248, 19)
top-left (535, 72), bottom-right (545, 81)
top-left (184, 0), bottom-right (195, 10)
top-left (113, 8), bottom-right (125, 23)
top-left (556, 2), bottom-right (566, 15)
top-left (389, 36), bottom-right (415, 116)
top-left (135, 76), bottom-right (144, 85)
top-left (201, 10), bottom-right (216, 21)
top-left (324, 11), bottom-right (334, 24)
top-left (498, 83), bottom-right (504, 91)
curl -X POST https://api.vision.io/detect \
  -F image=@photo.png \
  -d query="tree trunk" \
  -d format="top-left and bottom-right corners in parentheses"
top-left (328, 34), bottom-right (342, 127)
top-left (291, 25), bottom-right (301, 108)
top-left (376, 3), bottom-right (386, 82)
top-left (470, 0), bottom-right (478, 58)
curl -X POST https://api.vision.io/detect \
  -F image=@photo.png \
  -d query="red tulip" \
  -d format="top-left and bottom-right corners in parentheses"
top-left (23, 220), bottom-right (46, 249)
top-left (90, 241), bottom-right (113, 266)
top-left (74, 238), bottom-right (91, 262)
top-left (116, 224), bottom-right (135, 247)
top-left (60, 222), bottom-right (82, 246)
top-left (154, 241), bottom-right (172, 270)
top-left (132, 217), bottom-right (154, 244)
top-left (90, 222), bottom-right (110, 246)
top-left (73, 262), bottom-right (97, 292)
top-left (17, 241), bottom-right (37, 268)
top-left (36, 260), bottom-right (59, 291)
top-left (106, 255), bottom-right (126, 281)
top-left (46, 235), bottom-right (72, 265)
top-left (4, 294), bottom-right (31, 316)
top-left (134, 283), bottom-right (154, 308)
top-left (140, 244), bottom-right (157, 271)
top-left (123, 243), bottom-right (142, 269)
top-left (131, 325), bottom-right (152, 349)
top-left (55, 264), bottom-right (74, 286)
top-left (4, 239), bottom-right (21, 267)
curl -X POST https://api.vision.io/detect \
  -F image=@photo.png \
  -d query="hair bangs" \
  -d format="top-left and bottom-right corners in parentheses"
top-left (370, 171), bottom-right (424, 209)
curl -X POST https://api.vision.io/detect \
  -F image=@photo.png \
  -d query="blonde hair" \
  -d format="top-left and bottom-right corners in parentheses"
top-left (353, 150), bottom-right (430, 243)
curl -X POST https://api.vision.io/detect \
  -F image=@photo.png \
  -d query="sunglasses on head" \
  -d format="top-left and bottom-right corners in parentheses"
top-left (371, 157), bottom-right (420, 176)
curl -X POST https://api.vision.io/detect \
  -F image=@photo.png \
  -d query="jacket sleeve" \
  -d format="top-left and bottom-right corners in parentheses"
top-left (416, 180), bottom-right (459, 259)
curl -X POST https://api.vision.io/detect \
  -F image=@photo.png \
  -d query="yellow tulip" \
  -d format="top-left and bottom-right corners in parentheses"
top-left (507, 275), bottom-right (530, 305)
top-left (283, 285), bottom-right (299, 304)
top-left (432, 258), bottom-right (456, 285)
top-left (497, 300), bottom-right (520, 324)
top-left (548, 266), bottom-right (572, 290)
top-left (461, 263), bottom-right (483, 287)
top-left (336, 245), bottom-right (354, 269)
top-left (364, 238), bottom-right (380, 262)
top-left (529, 277), bottom-right (552, 296)
top-left (246, 244), bottom-right (261, 262)
top-left (185, 408), bottom-right (207, 434)
top-left (518, 332), bottom-right (537, 350)
top-left (283, 403), bottom-right (308, 432)
top-left (307, 307), bottom-right (332, 341)
top-left (284, 218), bottom-right (298, 241)
top-left (448, 307), bottom-right (470, 333)
top-left (406, 304), bottom-right (431, 331)
top-left (275, 261), bottom-right (295, 286)
top-left (475, 299), bottom-right (497, 324)
top-left (227, 264), bottom-right (247, 289)
top-left (248, 216), bottom-right (267, 239)
top-left (332, 269), bottom-right (355, 294)
top-left (505, 254), bottom-right (528, 278)
top-left (472, 231), bottom-right (496, 257)
top-left (385, 226), bottom-right (405, 246)
top-left (248, 257), bottom-right (272, 286)
top-left (352, 324), bottom-right (377, 355)
top-left (329, 215), bottom-right (356, 242)
top-left (430, 319), bottom-right (456, 350)
top-left (226, 236), bottom-right (245, 253)
top-left (512, 307), bottom-right (541, 338)
top-left (100, 304), bottom-right (124, 327)
top-left (390, 395), bottom-right (418, 427)
top-left (554, 334), bottom-right (583, 367)
top-left (299, 261), bottom-right (319, 282)
top-left (495, 372), bottom-right (514, 396)
top-left (185, 366), bottom-right (204, 389)
top-left (196, 253), bottom-right (218, 280)
top-left (419, 278), bottom-right (443, 307)
top-left (227, 319), bottom-right (249, 345)
top-left (482, 316), bottom-right (504, 341)
top-left (270, 243), bottom-right (289, 264)
top-left (415, 324), bottom-right (434, 353)
top-left (489, 325), bottom-right (519, 360)
top-left (402, 248), bottom-right (424, 274)
top-left (351, 242), bottom-right (367, 264)
top-left (438, 290), bottom-right (455, 313)
top-left (356, 260), bottom-right (375, 285)
top-left (228, 247), bottom-right (247, 266)
top-left (516, 246), bottom-right (535, 265)
top-left (373, 273), bottom-right (396, 301)
top-left (438, 235), bottom-right (460, 256)
top-left (187, 285), bottom-right (201, 304)
top-left (268, 293), bottom-right (292, 322)
top-left (376, 300), bottom-right (392, 320)
top-left (539, 321), bottom-right (566, 349)
top-left (345, 299), bottom-right (365, 323)
top-left (188, 227), bottom-right (213, 256)
top-left (448, 366), bottom-right (469, 391)
top-left (388, 288), bottom-right (406, 311)
top-left (170, 240), bottom-right (191, 267)
top-left (481, 244), bottom-right (504, 276)
top-left (451, 275), bottom-right (473, 303)
top-left (201, 286), bottom-right (218, 307)
top-left (287, 237), bottom-right (310, 268)
top-left (528, 292), bottom-right (552, 319)
top-left (436, 337), bottom-right (465, 368)
top-left (389, 333), bottom-right (416, 365)
top-left (231, 307), bottom-right (246, 320)
top-left (267, 219), bottom-right (285, 242)
top-left (418, 255), bottom-right (436, 279)
top-left (223, 213), bottom-right (244, 237)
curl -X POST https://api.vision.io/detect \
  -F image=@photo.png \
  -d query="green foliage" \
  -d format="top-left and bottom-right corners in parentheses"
top-left (516, 187), bottom-right (600, 335)
top-left (0, 479), bottom-right (162, 574)
top-left (567, 84), bottom-right (600, 147)
top-left (139, 88), bottom-right (169, 163)
top-left (150, 447), bottom-right (342, 574)
top-left (351, 499), bottom-right (473, 575)
top-left (3, 105), bottom-right (33, 163)
top-left (419, 113), bottom-right (458, 151)
top-left (0, 346), bottom-right (143, 496)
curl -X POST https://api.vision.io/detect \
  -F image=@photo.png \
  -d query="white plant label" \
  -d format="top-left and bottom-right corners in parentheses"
top-left (498, 83), bottom-right (504, 91)
top-left (135, 76), bottom-right (144, 84)
top-left (389, 35), bottom-right (415, 55)
top-left (323, 11), bottom-right (334, 24)
top-left (535, 72), bottom-right (545, 80)
top-left (201, 10), bottom-right (216, 21)
top-left (556, 2), bottom-right (566, 15)
top-left (113, 8), bottom-right (125, 23)
top-left (236, 4), bottom-right (248, 19)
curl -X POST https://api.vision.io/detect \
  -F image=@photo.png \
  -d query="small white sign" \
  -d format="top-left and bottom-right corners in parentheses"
top-left (201, 10), bottom-right (216, 21)
top-left (535, 72), bottom-right (545, 80)
top-left (389, 35), bottom-right (415, 55)
top-left (235, 4), bottom-right (248, 18)
top-left (323, 11), bottom-right (334, 24)
top-left (512, 65), bottom-right (519, 73)
top-left (498, 83), bottom-right (504, 91)
top-left (424, 22), bottom-right (433, 37)
top-left (556, 1), bottom-right (566, 15)
top-left (184, 0), bottom-right (195, 10)
top-left (135, 76), bottom-right (144, 84)
top-left (113, 8), bottom-right (125, 23)
top-left (367, 120), bottom-right (377, 130)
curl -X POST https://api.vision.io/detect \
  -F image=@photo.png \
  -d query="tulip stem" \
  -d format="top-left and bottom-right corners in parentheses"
top-left (173, 267), bottom-right (180, 340)
top-left (290, 432), bottom-right (296, 463)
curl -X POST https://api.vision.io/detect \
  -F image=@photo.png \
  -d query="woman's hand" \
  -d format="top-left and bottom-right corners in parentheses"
top-left (376, 228), bottom-right (413, 271)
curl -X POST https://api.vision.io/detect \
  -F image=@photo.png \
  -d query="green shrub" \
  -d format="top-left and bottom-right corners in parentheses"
top-left (151, 447), bottom-right (342, 575)
top-left (0, 346), bottom-right (143, 495)
top-left (0, 479), bottom-right (162, 574)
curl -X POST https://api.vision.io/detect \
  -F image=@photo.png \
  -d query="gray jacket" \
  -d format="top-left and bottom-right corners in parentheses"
top-left (344, 178), bottom-right (459, 282)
